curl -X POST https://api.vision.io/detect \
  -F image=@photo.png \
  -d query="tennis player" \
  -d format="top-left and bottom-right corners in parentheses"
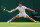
top-left (7, 2), bottom-right (39, 23)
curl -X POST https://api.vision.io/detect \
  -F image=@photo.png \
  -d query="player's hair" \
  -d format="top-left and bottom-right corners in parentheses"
top-left (19, 2), bottom-right (22, 4)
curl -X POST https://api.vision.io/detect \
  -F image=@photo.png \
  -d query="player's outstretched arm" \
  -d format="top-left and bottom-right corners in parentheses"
top-left (26, 8), bottom-right (35, 12)
top-left (8, 9), bottom-right (17, 13)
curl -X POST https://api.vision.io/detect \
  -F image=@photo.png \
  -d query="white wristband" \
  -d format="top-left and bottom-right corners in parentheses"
top-left (8, 10), bottom-right (12, 12)
top-left (11, 11), bottom-right (12, 12)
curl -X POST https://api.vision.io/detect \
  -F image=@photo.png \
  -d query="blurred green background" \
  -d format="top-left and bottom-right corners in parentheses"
top-left (0, 0), bottom-right (40, 22)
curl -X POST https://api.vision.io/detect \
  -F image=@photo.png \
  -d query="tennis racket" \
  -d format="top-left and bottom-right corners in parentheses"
top-left (1, 6), bottom-right (9, 12)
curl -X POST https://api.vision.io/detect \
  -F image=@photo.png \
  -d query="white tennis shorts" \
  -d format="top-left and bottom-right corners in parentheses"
top-left (18, 13), bottom-right (28, 18)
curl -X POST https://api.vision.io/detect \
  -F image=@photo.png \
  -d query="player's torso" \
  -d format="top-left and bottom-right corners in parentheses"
top-left (18, 6), bottom-right (26, 13)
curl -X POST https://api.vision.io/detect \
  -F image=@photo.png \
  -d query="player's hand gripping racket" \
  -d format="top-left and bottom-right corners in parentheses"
top-left (1, 6), bottom-right (9, 12)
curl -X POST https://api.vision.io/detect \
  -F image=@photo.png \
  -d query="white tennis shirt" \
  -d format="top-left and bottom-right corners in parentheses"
top-left (16, 6), bottom-right (27, 13)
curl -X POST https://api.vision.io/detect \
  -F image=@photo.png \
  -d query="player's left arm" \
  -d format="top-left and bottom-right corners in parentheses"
top-left (26, 8), bottom-right (35, 12)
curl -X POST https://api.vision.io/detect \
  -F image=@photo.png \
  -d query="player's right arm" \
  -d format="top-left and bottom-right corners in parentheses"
top-left (8, 9), bottom-right (17, 13)
top-left (8, 7), bottom-right (18, 13)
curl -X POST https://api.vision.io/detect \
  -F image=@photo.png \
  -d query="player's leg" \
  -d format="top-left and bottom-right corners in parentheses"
top-left (26, 15), bottom-right (39, 23)
top-left (7, 15), bottom-right (19, 23)
top-left (11, 15), bottom-right (19, 20)
top-left (23, 13), bottom-right (35, 21)
top-left (26, 15), bottom-right (35, 21)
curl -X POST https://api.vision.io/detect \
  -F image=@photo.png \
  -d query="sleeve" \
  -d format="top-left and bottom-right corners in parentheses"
top-left (15, 7), bottom-right (18, 9)
top-left (24, 6), bottom-right (27, 9)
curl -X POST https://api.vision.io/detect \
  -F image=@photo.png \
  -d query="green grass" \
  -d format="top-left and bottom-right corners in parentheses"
top-left (0, 22), bottom-right (40, 27)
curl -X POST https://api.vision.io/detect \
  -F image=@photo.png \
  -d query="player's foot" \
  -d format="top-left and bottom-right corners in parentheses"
top-left (7, 21), bottom-right (10, 23)
top-left (7, 20), bottom-right (12, 23)
top-left (34, 21), bottom-right (39, 23)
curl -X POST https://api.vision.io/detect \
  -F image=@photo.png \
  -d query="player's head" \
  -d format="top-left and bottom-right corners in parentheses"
top-left (19, 2), bottom-right (22, 7)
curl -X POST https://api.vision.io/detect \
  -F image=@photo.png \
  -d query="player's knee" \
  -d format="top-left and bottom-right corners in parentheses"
top-left (26, 16), bottom-right (29, 18)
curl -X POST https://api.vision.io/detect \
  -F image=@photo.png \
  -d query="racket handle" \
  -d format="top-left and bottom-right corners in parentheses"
top-left (8, 11), bottom-right (9, 12)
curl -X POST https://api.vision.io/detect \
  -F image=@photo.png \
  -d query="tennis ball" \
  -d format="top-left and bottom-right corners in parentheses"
top-left (3, 9), bottom-right (5, 11)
